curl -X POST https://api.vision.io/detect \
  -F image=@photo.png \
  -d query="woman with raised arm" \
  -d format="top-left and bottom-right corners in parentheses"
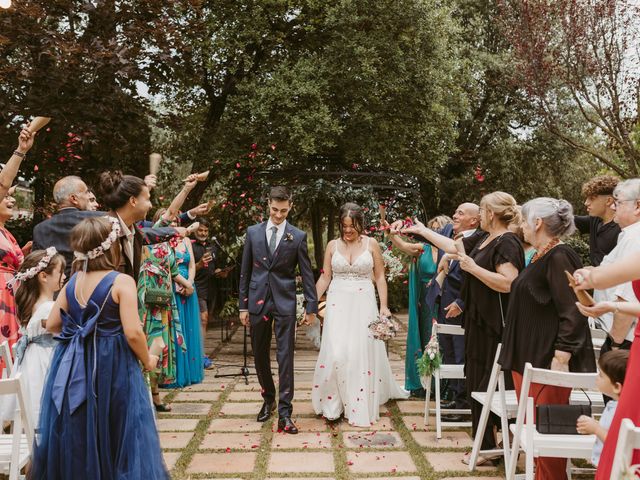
top-left (0, 126), bottom-right (34, 199)
top-left (400, 192), bottom-right (524, 465)
top-left (312, 203), bottom-right (408, 427)
top-left (384, 215), bottom-right (451, 397)
top-left (573, 253), bottom-right (640, 480)
top-left (30, 216), bottom-right (168, 479)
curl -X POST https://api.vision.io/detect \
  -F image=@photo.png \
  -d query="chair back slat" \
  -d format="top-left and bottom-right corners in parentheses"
top-left (529, 365), bottom-right (597, 390)
top-left (0, 342), bottom-right (13, 379)
top-left (433, 323), bottom-right (464, 336)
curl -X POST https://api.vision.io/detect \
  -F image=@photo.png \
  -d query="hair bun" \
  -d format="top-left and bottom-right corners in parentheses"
top-left (98, 170), bottom-right (123, 198)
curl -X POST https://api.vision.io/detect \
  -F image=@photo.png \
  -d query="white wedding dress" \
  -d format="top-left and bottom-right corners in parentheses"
top-left (0, 301), bottom-right (56, 424)
top-left (312, 239), bottom-right (409, 427)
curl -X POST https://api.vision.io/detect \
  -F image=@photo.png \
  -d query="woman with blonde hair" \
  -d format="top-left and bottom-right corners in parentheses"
top-left (396, 191), bottom-right (525, 465)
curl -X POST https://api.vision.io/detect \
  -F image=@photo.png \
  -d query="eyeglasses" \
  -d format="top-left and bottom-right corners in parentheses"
top-left (613, 198), bottom-right (639, 207)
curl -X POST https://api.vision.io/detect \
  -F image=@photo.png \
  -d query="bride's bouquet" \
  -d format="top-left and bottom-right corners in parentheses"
top-left (417, 331), bottom-right (442, 378)
top-left (368, 314), bottom-right (400, 341)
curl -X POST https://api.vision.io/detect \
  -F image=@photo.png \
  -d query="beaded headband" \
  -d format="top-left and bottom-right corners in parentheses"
top-left (73, 216), bottom-right (121, 262)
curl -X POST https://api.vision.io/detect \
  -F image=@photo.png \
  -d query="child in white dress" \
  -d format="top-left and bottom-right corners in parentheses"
top-left (0, 248), bottom-right (65, 424)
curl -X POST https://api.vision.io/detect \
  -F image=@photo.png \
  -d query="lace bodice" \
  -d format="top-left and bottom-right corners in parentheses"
top-left (331, 243), bottom-right (374, 281)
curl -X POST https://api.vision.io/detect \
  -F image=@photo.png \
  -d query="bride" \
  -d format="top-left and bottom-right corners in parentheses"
top-left (312, 203), bottom-right (409, 427)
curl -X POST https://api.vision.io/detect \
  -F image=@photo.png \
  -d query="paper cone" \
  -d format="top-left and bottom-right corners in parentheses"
top-left (183, 170), bottom-right (210, 182)
top-left (28, 116), bottom-right (51, 133)
top-left (149, 153), bottom-right (162, 176)
top-left (564, 270), bottom-right (595, 306)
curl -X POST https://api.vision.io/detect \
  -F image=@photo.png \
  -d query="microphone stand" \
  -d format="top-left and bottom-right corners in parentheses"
top-left (210, 236), bottom-right (252, 385)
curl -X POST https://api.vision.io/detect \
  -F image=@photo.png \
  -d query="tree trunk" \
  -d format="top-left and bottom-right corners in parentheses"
top-left (310, 202), bottom-right (324, 270)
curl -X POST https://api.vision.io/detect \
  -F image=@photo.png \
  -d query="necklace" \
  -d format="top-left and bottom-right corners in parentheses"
top-left (530, 237), bottom-right (560, 263)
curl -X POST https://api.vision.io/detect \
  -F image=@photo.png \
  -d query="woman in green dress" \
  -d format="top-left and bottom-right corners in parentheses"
top-left (386, 215), bottom-right (452, 397)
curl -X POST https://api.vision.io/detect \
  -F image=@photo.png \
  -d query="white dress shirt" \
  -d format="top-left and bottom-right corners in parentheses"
top-left (593, 220), bottom-right (640, 341)
top-left (266, 219), bottom-right (287, 251)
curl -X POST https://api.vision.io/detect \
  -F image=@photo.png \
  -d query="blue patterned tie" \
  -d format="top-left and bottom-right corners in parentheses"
top-left (269, 226), bottom-right (278, 254)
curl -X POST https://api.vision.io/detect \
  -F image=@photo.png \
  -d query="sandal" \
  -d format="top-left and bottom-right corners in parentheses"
top-left (154, 402), bottom-right (172, 413)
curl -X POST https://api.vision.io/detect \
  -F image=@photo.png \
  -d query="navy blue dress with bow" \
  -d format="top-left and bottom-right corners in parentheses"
top-left (30, 271), bottom-right (169, 479)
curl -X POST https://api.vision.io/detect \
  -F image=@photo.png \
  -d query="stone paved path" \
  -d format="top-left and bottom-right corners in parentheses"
top-left (158, 314), bottom-right (505, 479)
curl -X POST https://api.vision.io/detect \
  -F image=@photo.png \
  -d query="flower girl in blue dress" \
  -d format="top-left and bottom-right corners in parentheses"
top-left (30, 216), bottom-right (169, 479)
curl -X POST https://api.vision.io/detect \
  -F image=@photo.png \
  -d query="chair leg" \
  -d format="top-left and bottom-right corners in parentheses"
top-left (498, 372), bottom-right (511, 469)
top-left (424, 374), bottom-right (431, 426)
top-left (468, 387), bottom-right (493, 471)
top-left (525, 398), bottom-right (534, 480)
top-left (435, 370), bottom-right (442, 439)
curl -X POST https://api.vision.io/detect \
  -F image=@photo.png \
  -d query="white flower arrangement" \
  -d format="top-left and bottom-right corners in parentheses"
top-left (74, 217), bottom-right (121, 261)
top-left (417, 331), bottom-right (442, 378)
top-left (379, 241), bottom-right (404, 282)
top-left (9, 246), bottom-right (58, 291)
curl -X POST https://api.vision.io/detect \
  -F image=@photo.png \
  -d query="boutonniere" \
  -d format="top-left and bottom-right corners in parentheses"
top-left (285, 233), bottom-right (294, 242)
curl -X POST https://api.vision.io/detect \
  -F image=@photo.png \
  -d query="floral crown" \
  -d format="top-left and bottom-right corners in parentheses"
top-left (74, 216), bottom-right (121, 262)
top-left (8, 246), bottom-right (58, 292)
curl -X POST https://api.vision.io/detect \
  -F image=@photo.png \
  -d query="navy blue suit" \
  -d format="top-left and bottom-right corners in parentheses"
top-left (239, 221), bottom-right (317, 417)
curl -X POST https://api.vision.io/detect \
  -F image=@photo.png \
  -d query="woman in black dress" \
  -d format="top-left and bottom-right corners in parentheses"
top-left (500, 198), bottom-right (596, 480)
top-left (398, 191), bottom-right (524, 464)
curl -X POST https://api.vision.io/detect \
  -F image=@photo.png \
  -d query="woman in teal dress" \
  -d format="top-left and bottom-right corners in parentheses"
top-left (385, 215), bottom-right (452, 396)
top-left (168, 237), bottom-right (204, 387)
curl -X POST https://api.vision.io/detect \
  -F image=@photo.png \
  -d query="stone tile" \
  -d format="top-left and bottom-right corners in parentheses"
top-left (397, 400), bottom-right (428, 414)
top-left (161, 402), bottom-right (211, 416)
top-left (173, 391), bottom-right (221, 402)
top-left (411, 430), bottom-right (473, 448)
top-left (208, 418), bottom-right (263, 432)
top-left (401, 415), bottom-right (432, 432)
top-left (440, 478), bottom-right (504, 480)
top-left (156, 418), bottom-right (201, 432)
top-left (276, 416), bottom-right (328, 432)
top-left (227, 390), bottom-right (264, 401)
top-left (268, 451), bottom-right (334, 473)
top-left (343, 431), bottom-right (403, 449)
top-left (199, 432), bottom-right (262, 450)
top-left (346, 451), bottom-right (416, 473)
top-left (163, 451), bottom-right (181, 470)
top-left (182, 383), bottom-right (225, 392)
top-left (268, 478), bottom-right (334, 480)
top-left (187, 452), bottom-right (256, 474)
top-left (292, 401), bottom-right (316, 415)
top-left (424, 451), bottom-right (498, 472)
top-left (360, 478), bottom-right (420, 480)
top-left (159, 432), bottom-right (194, 449)
top-left (340, 416), bottom-right (394, 431)
top-left (272, 431), bottom-right (333, 449)
top-left (220, 401), bottom-right (263, 415)
top-left (295, 390), bottom-right (312, 400)
top-left (232, 382), bottom-right (264, 391)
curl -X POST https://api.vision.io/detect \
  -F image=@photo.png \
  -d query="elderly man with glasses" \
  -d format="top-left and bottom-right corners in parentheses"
top-left (590, 179), bottom-right (640, 400)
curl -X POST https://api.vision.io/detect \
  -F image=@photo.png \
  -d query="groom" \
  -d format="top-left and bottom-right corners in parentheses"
top-left (239, 186), bottom-right (318, 434)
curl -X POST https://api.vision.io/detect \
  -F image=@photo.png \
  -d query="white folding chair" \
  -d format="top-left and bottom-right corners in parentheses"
top-left (611, 418), bottom-right (640, 479)
top-left (468, 343), bottom-right (515, 470)
top-left (590, 327), bottom-right (606, 358)
top-left (0, 342), bottom-right (13, 379)
top-left (423, 322), bottom-right (471, 439)
top-left (0, 373), bottom-right (34, 480)
top-left (506, 363), bottom-right (598, 480)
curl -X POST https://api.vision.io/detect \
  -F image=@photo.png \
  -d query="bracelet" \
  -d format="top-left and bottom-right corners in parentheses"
top-left (13, 150), bottom-right (26, 158)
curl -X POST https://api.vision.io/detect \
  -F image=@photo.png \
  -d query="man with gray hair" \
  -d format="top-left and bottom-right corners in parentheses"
top-left (33, 176), bottom-right (103, 275)
top-left (591, 179), bottom-right (640, 393)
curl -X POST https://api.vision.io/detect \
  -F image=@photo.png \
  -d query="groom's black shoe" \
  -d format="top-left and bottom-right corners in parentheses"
top-left (257, 401), bottom-right (275, 422)
top-left (277, 416), bottom-right (298, 434)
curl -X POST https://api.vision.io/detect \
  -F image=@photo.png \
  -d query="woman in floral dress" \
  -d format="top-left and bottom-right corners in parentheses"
top-left (0, 188), bottom-right (25, 373)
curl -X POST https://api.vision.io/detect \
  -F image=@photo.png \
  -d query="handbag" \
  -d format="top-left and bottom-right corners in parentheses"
top-left (142, 263), bottom-right (173, 306)
top-left (535, 388), bottom-right (592, 435)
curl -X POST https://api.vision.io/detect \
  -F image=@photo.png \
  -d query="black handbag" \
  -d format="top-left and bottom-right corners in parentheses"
top-left (535, 388), bottom-right (592, 435)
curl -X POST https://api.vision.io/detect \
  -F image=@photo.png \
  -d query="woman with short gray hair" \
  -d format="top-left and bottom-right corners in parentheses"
top-left (499, 197), bottom-right (596, 480)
